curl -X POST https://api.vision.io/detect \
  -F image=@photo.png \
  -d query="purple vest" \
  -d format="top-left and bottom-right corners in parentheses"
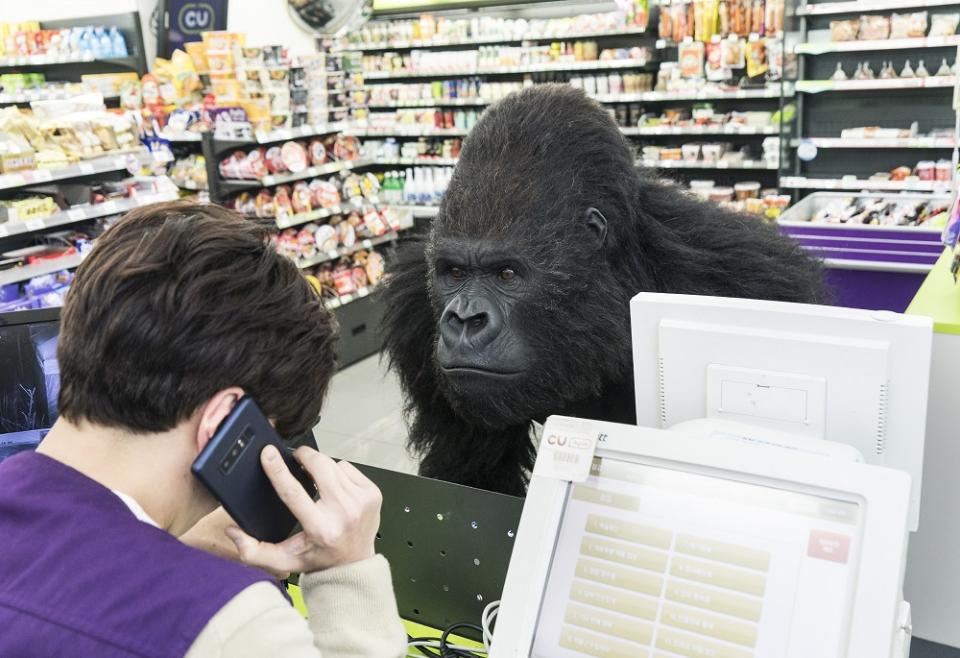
top-left (0, 452), bottom-right (280, 658)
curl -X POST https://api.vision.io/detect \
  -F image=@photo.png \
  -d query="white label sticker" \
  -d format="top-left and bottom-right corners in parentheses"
top-left (263, 176), bottom-right (275, 186)
top-left (25, 218), bottom-right (45, 231)
top-left (362, 239), bottom-right (373, 249)
top-left (67, 208), bottom-right (86, 221)
top-left (32, 169), bottom-right (53, 182)
top-left (0, 225), bottom-right (8, 238)
top-left (79, 163), bottom-right (95, 175)
top-left (101, 201), bottom-right (119, 214)
top-left (357, 286), bottom-right (369, 297)
top-left (533, 416), bottom-right (598, 482)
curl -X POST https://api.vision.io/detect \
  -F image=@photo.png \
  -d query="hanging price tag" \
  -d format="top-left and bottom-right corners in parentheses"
top-left (533, 417), bottom-right (598, 482)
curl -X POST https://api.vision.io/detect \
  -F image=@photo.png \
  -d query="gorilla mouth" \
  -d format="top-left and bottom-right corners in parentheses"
top-left (441, 366), bottom-right (524, 378)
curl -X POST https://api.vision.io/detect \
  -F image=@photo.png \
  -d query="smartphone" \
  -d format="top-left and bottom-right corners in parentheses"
top-left (191, 396), bottom-right (315, 543)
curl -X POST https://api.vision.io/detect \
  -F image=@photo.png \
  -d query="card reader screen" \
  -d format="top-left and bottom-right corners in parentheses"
top-left (532, 458), bottom-right (863, 658)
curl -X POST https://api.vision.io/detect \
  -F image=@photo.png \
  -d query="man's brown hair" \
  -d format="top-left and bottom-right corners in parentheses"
top-left (58, 200), bottom-right (337, 438)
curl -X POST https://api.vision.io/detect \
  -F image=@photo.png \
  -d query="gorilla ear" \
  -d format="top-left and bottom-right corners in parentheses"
top-left (584, 207), bottom-right (608, 246)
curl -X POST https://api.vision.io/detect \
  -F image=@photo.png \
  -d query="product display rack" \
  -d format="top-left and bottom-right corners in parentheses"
top-left (0, 12), bottom-right (148, 108)
top-left (202, 128), bottom-right (413, 367)
top-left (0, 15), bottom-right (179, 312)
top-left (787, 0), bottom-right (960, 197)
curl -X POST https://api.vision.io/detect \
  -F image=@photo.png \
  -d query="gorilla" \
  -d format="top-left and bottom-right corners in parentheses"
top-left (383, 84), bottom-right (826, 496)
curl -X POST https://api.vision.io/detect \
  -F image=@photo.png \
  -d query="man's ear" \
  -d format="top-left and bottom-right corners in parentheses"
top-left (195, 387), bottom-right (245, 455)
top-left (585, 207), bottom-right (608, 246)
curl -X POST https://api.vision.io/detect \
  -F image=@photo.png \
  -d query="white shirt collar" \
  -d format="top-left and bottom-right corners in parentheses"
top-left (111, 489), bottom-right (161, 528)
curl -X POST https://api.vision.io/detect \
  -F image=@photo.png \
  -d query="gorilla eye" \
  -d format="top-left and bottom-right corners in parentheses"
top-left (499, 268), bottom-right (516, 281)
top-left (449, 267), bottom-right (465, 280)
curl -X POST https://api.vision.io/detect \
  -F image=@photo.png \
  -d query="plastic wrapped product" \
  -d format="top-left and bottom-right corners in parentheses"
top-left (858, 15), bottom-right (890, 40)
top-left (830, 19), bottom-right (859, 41)
top-left (313, 223), bottom-right (338, 252)
top-left (929, 13), bottom-right (959, 36)
top-left (890, 12), bottom-right (928, 38)
top-left (280, 140), bottom-right (308, 173)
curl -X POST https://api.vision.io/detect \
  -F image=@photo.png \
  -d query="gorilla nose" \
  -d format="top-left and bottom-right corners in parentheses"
top-left (439, 295), bottom-right (503, 351)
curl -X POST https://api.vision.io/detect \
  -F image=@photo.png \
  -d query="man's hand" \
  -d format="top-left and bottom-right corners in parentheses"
top-left (224, 445), bottom-right (382, 575)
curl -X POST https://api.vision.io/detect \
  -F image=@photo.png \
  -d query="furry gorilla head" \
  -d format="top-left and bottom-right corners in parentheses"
top-left (427, 86), bottom-right (643, 429)
top-left (384, 84), bottom-right (826, 495)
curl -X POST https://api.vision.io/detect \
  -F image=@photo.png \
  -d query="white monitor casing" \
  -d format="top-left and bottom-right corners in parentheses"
top-left (490, 416), bottom-right (912, 658)
top-left (630, 292), bottom-right (932, 530)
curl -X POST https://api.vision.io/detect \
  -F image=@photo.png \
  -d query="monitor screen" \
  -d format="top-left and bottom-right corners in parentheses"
top-left (0, 313), bottom-right (60, 464)
top-left (532, 457), bottom-right (864, 658)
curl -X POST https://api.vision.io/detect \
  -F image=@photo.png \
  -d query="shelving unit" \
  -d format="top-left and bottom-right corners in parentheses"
top-left (338, 26), bottom-right (650, 51)
top-left (361, 57), bottom-right (655, 79)
top-left (787, 0), bottom-right (960, 200)
top-left (0, 252), bottom-right (86, 287)
top-left (0, 12), bottom-right (148, 110)
top-left (0, 149), bottom-right (171, 191)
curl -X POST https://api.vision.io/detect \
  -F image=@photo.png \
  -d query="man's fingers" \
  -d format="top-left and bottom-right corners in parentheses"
top-left (261, 445), bottom-right (318, 525)
top-left (224, 525), bottom-right (301, 576)
top-left (294, 446), bottom-right (347, 501)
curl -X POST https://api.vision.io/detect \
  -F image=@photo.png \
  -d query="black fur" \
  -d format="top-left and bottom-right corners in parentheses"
top-left (383, 85), bottom-right (827, 495)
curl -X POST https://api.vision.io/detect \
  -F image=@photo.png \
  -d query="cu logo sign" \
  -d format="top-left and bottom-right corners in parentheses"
top-left (546, 434), bottom-right (567, 447)
top-left (178, 3), bottom-right (215, 34)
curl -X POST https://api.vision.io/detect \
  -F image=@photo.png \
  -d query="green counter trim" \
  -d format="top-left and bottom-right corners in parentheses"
top-left (906, 248), bottom-right (960, 335)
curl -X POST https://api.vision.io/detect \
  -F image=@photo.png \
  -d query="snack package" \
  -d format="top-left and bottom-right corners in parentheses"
top-left (314, 224), bottom-right (338, 252)
top-left (273, 185), bottom-right (293, 221)
top-left (310, 179), bottom-right (341, 208)
top-left (337, 219), bottom-right (356, 247)
top-left (745, 39), bottom-right (768, 78)
top-left (830, 19), bottom-right (859, 41)
top-left (929, 13), bottom-right (960, 36)
top-left (679, 41), bottom-right (705, 78)
top-left (722, 36), bottom-right (746, 68)
top-left (858, 14), bottom-right (890, 40)
top-left (254, 189), bottom-right (274, 218)
top-left (308, 139), bottom-right (327, 165)
top-left (365, 250), bottom-right (385, 286)
top-left (766, 38), bottom-right (783, 79)
top-left (264, 145), bottom-right (286, 174)
top-left (280, 140), bottom-right (308, 173)
top-left (890, 12), bottom-right (928, 38)
top-left (705, 41), bottom-right (730, 80)
top-left (292, 181), bottom-right (312, 214)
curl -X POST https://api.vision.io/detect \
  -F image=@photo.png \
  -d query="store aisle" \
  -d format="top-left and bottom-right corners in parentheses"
top-left (312, 354), bottom-right (418, 474)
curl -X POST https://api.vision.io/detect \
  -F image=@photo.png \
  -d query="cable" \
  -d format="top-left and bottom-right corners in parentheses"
top-left (407, 635), bottom-right (441, 658)
top-left (481, 600), bottom-right (500, 652)
top-left (439, 622), bottom-right (484, 658)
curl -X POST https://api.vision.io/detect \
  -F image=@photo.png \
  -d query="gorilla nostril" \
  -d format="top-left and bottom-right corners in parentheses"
top-left (467, 316), bottom-right (485, 330)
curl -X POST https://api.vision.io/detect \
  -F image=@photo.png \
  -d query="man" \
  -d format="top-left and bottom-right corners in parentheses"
top-left (0, 201), bottom-right (407, 657)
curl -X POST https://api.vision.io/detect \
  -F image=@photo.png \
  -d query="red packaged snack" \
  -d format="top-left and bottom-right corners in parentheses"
top-left (351, 266), bottom-right (369, 289)
top-left (314, 224), bottom-right (338, 252)
top-left (280, 141), bottom-right (309, 173)
top-left (363, 207), bottom-right (388, 236)
top-left (254, 189), bottom-right (274, 218)
top-left (219, 150), bottom-right (246, 179)
top-left (297, 227), bottom-right (317, 259)
top-left (234, 192), bottom-right (256, 216)
top-left (264, 145), bottom-right (287, 174)
top-left (273, 185), bottom-right (293, 220)
top-left (291, 181), bottom-right (312, 214)
top-left (337, 220), bottom-right (356, 247)
top-left (333, 263), bottom-right (357, 295)
top-left (243, 148), bottom-right (269, 179)
top-left (333, 135), bottom-right (360, 161)
top-left (308, 139), bottom-right (327, 166)
top-left (365, 251), bottom-right (385, 285)
top-left (310, 179), bottom-right (340, 208)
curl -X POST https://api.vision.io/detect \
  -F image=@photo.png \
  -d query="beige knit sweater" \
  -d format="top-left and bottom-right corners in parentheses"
top-left (185, 556), bottom-right (407, 657)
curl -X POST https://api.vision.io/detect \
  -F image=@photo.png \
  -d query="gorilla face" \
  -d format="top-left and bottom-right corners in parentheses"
top-left (428, 209), bottom-right (615, 430)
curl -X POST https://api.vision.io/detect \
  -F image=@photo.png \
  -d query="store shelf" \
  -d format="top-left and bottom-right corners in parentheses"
top-left (625, 125), bottom-right (780, 136)
top-left (175, 180), bottom-right (208, 191)
top-left (252, 122), bottom-right (347, 144)
top-left (781, 175), bottom-right (952, 191)
top-left (392, 204), bottom-right (441, 217)
top-left (295, 231), bottom-right (403, 269)
top-left (326, 283), bottom-right (380, 310)
top-left (797, 0), bottom-right (960, 16)
top-left (0, 252), bottom-right (85, 287)
top-left (338, 26), bottom-right (649, 51)
top-left (792, 136), bottom-right (957, 148)
top-left (0, 190), bottom-right (179, 239)
top-left (0, 52), bottom-right (138, 68)
top-left (593, 84), bottom-right (793, 102)
top-left (158, 131), bottom-right (204, 142)
top-left (274, 206), bottom-right (347, 230)
top-left (368, 157), bottom-right (460, 166)
top-left (364, 97), bottom-right (491, 108)
top-left (346, 126), bottom-right (469, 137)
top-left (362, 58), bottom-right (653, 79)
top-left (797, 76), bottom-right (957, 93)
top-left (796, 36), bottom-right (960, 54)
top-left (640, 159), bottom-right (779, 170)
top-left (0, 88), bottom-right (119, 105)
top-left (220, 159), bottom-right (366, 192)
top-left (0, 149), bottom-right (173, 192)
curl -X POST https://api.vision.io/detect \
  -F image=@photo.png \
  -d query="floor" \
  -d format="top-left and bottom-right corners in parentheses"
top-left (317, 354), bottom-right (960, 658)
top-left (311, 354), bottom-right (418, 474)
